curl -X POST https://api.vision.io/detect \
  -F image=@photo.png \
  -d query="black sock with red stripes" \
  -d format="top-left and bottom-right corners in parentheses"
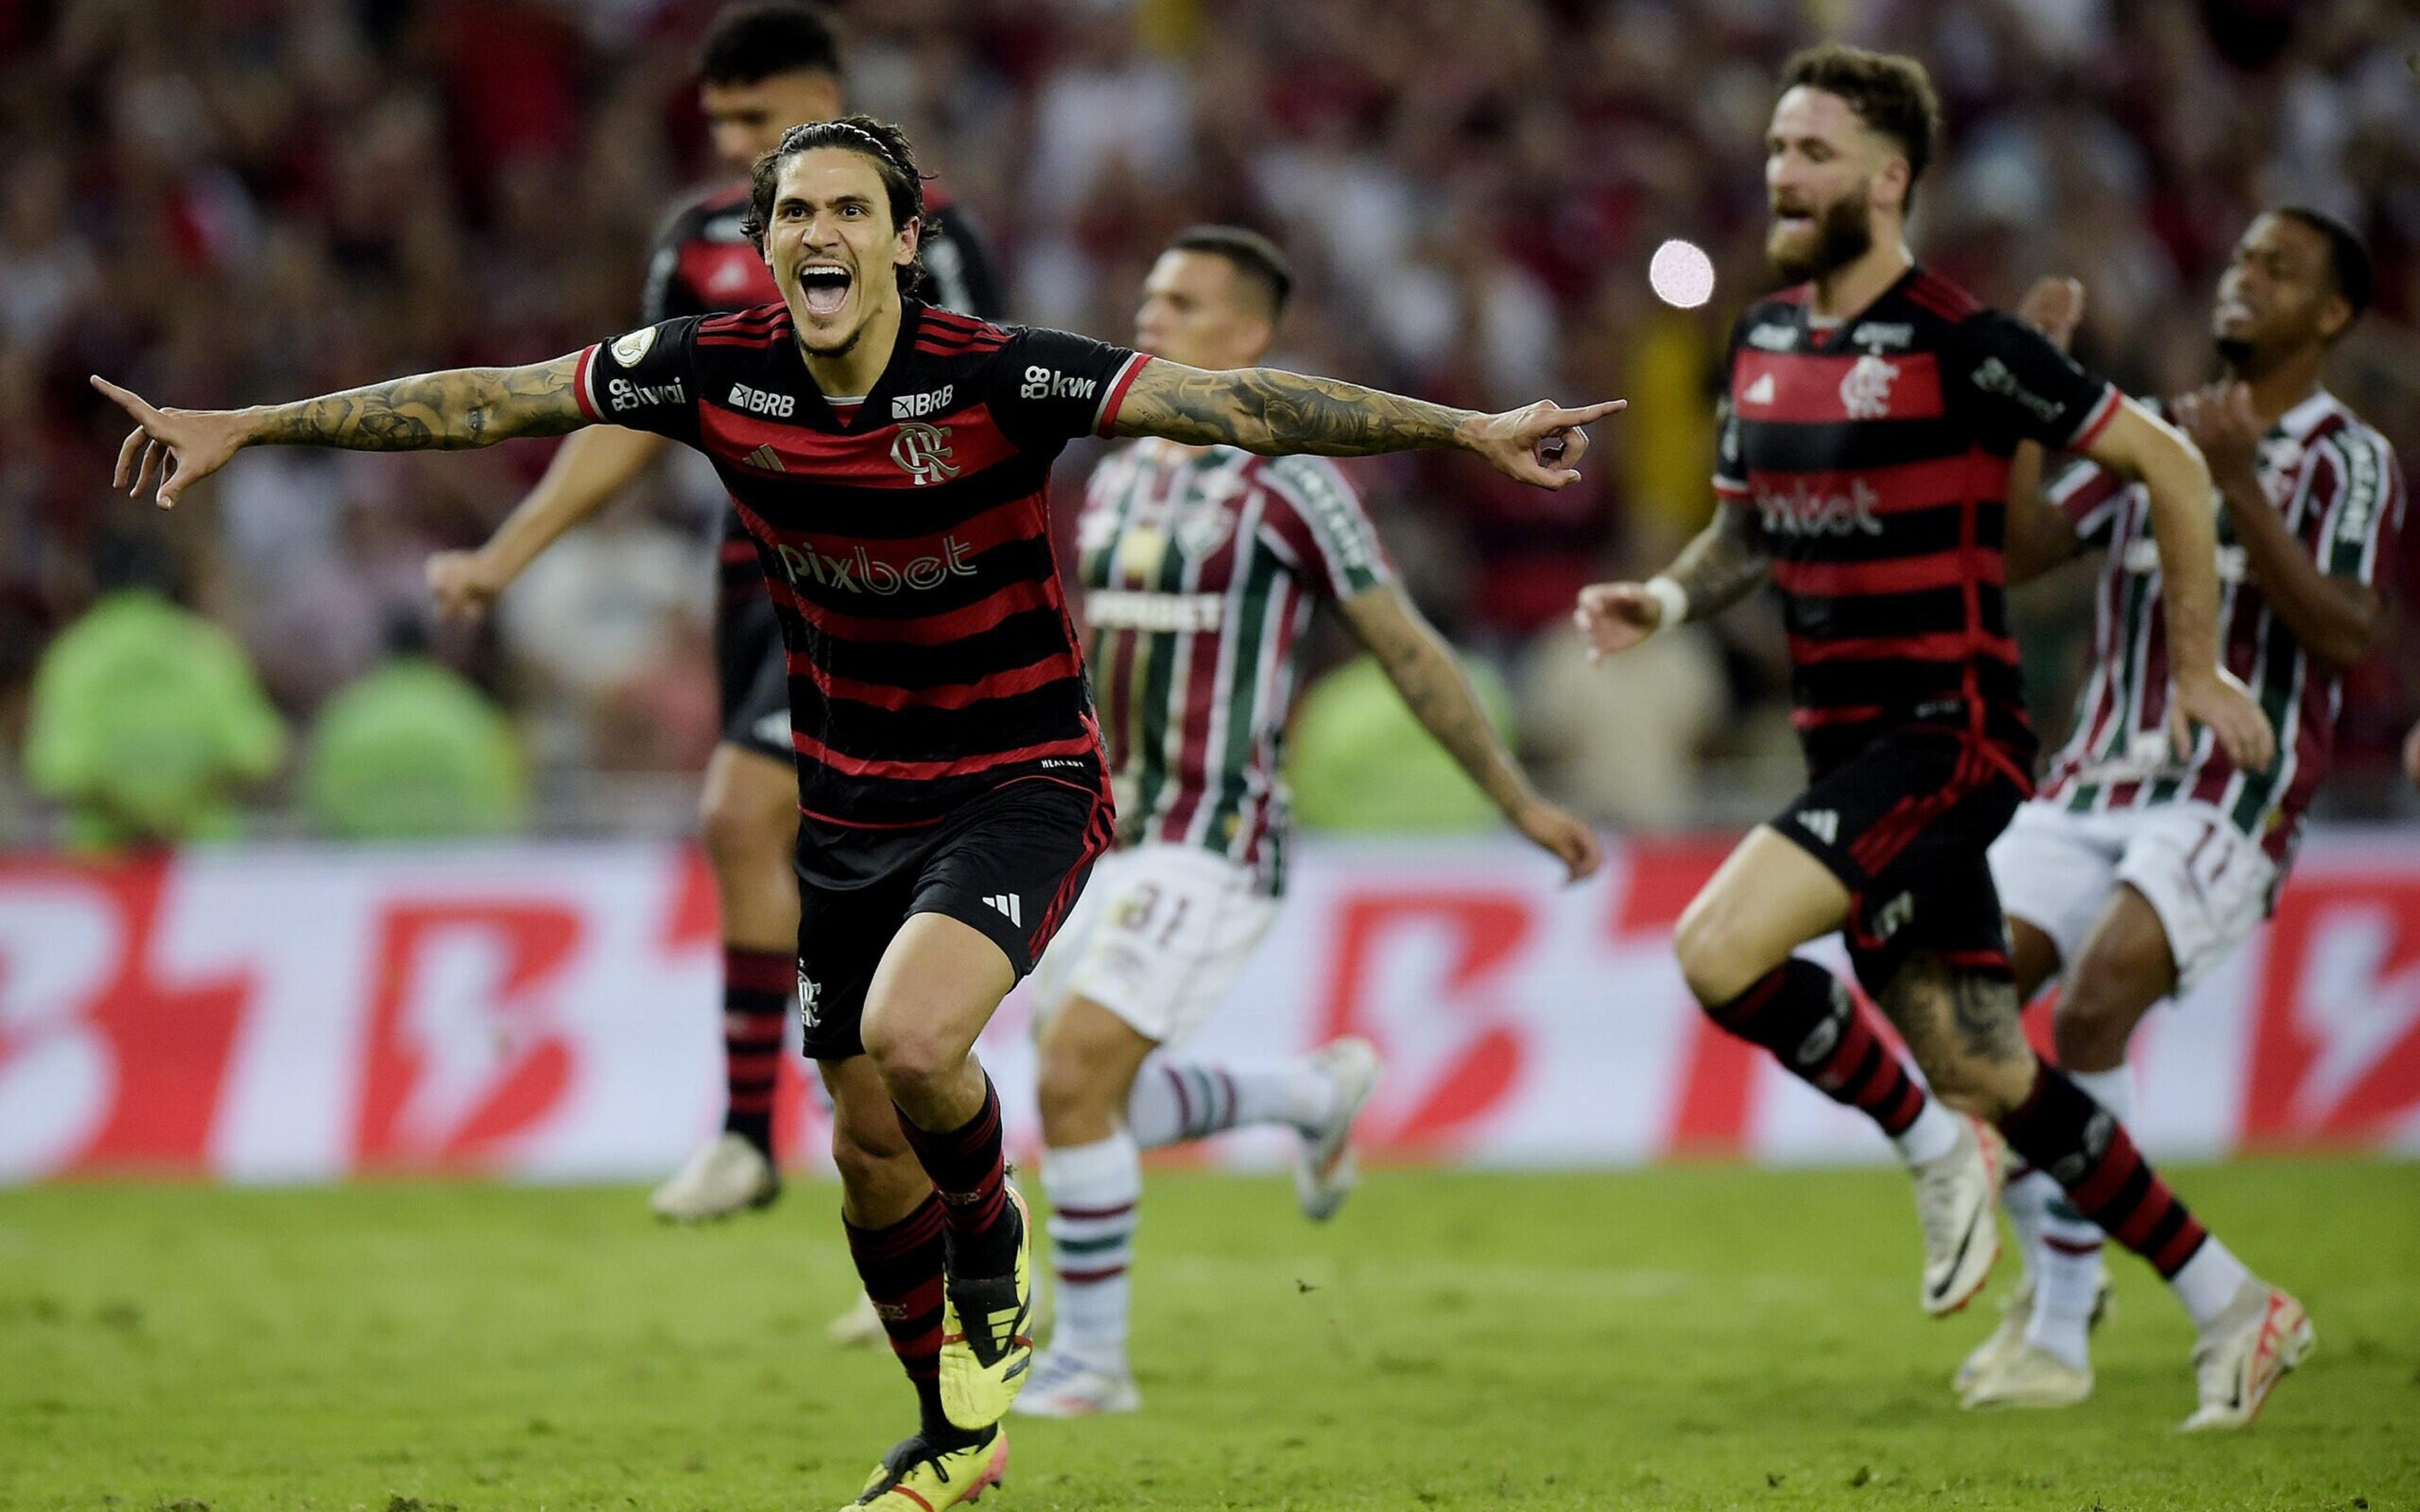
top-left (897, 1074), bottom-right (1020, 1278)
top-left (843, 1195), bottom-right (979, 1445)
top-left (1707, 959), bottom-right (1929, 1137)
top-left (721, 946), bottom-right (791, 1154)
top-left (1997, 1063), bottom-right (2209, 1279)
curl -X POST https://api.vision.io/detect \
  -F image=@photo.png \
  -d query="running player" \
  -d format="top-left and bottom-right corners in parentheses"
top-left (1954, 210), bottom-right (2400, 1409)
top-left (94, 117), bottom-right (1621, 1512)
top-left (423, 1), bottom-right (1002, 1224)
top-left (1573, 45), bottom-right (2308, 1430)
top-left (1013, 227), bottom-right (1603, 1418)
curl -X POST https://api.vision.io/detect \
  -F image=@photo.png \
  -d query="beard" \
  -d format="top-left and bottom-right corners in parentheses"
top-left (1768, 190), bottom-right (1874, 282)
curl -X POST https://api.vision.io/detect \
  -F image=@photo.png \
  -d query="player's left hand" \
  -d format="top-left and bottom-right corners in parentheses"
top-left (1512, 797), bottom-right (1605, 883)
top-left (91, 376), bottom-right (252, 509)
top-left (1460, 399), bottom-right (1627, 489)
top-left (2172, 384), bottom-right (2264, 502)
top-left (2169, 666), bottom-right (2277, 773)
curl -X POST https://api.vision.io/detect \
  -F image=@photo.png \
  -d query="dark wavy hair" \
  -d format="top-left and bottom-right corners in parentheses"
top-left (698, 2), bottom-right (841, 87)
top-left (741, 115), bottom-right (927, 296)
top-left (1780, 43), bottom-right (1942, 215)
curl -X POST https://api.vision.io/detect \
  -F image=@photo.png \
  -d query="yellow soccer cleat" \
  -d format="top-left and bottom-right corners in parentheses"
top-left (839, 1428), bottom-right (1008, 1511)
top-left (940, 1181), bottom-right (1036, 1430)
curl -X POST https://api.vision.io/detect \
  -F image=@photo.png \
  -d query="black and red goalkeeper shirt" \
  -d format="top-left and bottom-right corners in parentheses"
top-left (574, 299), bottom-right (1151, 827)
top-left (1714, 265), bottom-right (2122, 784)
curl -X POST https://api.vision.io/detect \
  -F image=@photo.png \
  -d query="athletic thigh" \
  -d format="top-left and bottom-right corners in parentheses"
top-left (1676, 825), bottom-right (1852, 1001)
top-left (1987, 800), bottom-right (2123, 984)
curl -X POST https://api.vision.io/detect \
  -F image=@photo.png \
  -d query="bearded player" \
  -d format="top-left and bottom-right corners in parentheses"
top-left (1013, 228), bottom-right (1603, 1417)
top-left (425, 1), bottom-right (1001, 1225)
top-left (1951, 210), bottom-right (2400, 1411)
top-left (96, 116), bottom-right (1622, 1511)
top-left (1574, 45), bottom-right (2308, 1430)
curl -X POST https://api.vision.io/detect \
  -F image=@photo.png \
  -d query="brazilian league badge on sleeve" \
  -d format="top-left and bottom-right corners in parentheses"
top-left (611, 326), bottom-right (659, 367)
top-left (797, 971), bottom-right (822, 1031)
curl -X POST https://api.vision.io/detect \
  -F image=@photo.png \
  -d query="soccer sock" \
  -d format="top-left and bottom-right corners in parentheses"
top-left (1997, 1063), bottom-right (2217, 1302)
top-left (844, 1194), bottom-right (973, 1445)
top-left (897, 1074), bottom-right (1019, 1278)
top-left (1122, 1053), bottom-right (1338, 1152)
top-left (1705, 959), bottom-right (1938, 1154)
top-left (2002, 1165), bottom-right (2056, 1285)
top-left (1041, 1131), bottom-right (1141, 1373)
top-left (2025, 1065), bottom-right (2131, 1368)
top-left (721, 946), bottom-right (792, 1154)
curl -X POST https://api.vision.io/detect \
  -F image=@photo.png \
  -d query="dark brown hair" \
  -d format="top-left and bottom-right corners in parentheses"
top-left (698, 2), bottom-right (841, 87)
top-left (1168, 225), bottom-right (1295, 319)
top-left (741, 115), bottom-right (926, 295)
top-left (1780, 43), bottom-right (1942, 214)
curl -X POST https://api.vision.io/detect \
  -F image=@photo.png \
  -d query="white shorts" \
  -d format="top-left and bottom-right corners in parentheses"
top-left (1028, 842), bottom-right (1281, 1046)
top-left (1988, 798), bottom-right (2277, 995)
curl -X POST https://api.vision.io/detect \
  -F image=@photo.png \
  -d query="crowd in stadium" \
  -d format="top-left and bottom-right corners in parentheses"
top-left (4, 0), bottom-right (2416, 843)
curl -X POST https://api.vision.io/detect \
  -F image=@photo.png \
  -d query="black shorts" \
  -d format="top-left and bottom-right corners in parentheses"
top-left (1771, 724), bottom-right (2030, 999)
top-left (716, 588), bottom-right (792, 762)
top-left (793, 775), bottom-right (1114, 1061)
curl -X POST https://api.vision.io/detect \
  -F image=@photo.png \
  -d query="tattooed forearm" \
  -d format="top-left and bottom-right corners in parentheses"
top-left (1115, 362), bottom-right (1478, 457)
top-left (1663, 502), bottom-right (1770, 621)
top-left (248, 358), bottom-right (589, 452)
top-left (1347, 587), bottom-right (1534, 815)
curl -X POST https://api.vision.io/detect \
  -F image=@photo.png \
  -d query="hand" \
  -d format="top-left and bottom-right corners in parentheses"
top-left (2404, 720), bottom-right (2420, 794)
top-left (1458, 398), bottom-right (1626, 489)
top-left (2015, 275), bottom-right (2085, 352)
top-left (2168, 667), bottom-right (2277, 773)
top-left (2170, 383), bottom-right (2264, 501)
top-left (1572, 581), bottom-right (1662, 660)
top-left (91, 376), bottom-right (251, 509)
top-left (1512, 797), bottom-right (1605, 883)
top-left (427, 549), bottom-right (509, 624)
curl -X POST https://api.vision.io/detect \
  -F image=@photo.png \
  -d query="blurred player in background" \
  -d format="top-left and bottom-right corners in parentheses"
top-left (1015, 228), bottom-right (1603, 1418)
top-left (425, 1), bottom-right (1001, 1226)
top-left (1575, 43), bottom-right (2309, 1429)
top-left (95, 115), bottom-right (1619, 1511)
top-left (1954, 210), bottom-right (2401, 1410)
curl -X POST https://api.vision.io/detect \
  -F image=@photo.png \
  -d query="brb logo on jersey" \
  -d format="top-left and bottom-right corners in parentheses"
top-left (1838, 353), bottom-right (1899, 420)
top-left (889, 422), bottom-right (959, 486)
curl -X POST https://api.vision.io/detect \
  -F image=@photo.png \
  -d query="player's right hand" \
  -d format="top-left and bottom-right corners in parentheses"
top-left (1572, 581), bottom-right (1662, 661)
top-left (427, 550), bottom-right (506, 623)
top-left (91, 376), bottom-right (251, 509)
top-left (1461, 398), bottom-right (1626, 489)
top-left (1513, 798), bottom-right (1605, 883)
top-left (2170, 667), bottom-right (2276, 774)
top-left (2015, 276), bottom-right (2085, 352)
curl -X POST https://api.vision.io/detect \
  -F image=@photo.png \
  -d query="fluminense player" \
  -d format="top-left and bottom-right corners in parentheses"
top-left (1013, 228), bottom-right (1603, 1418)
top-left (1954, 209), bottom-right (2400, 1411)
top-left (94, 117), bottom-right (1620, 1512)
top-left (1573, 44), bottom-right (2309, 1430)
top-left (424, 1), bottom-right (1003, 1227)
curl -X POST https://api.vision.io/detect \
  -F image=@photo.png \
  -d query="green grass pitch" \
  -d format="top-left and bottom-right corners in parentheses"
top-left (3, 1160), bottom-right (2415, 1511)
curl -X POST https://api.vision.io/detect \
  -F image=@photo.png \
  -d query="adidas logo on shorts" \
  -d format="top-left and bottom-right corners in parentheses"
top-left (983, 893), bottom-right (1023, 927)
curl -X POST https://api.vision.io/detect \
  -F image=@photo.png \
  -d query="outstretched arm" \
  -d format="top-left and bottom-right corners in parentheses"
top-left (93, 353), bottom-right (591, 508)
top-left (1572, 501), bottom-right (1770, 660)
top-left (1337, 582), bottom-right (1603, 881)
top-left (427, 425), bottom-right (672, 623)
top-left (1112, 359), bottom-right (1623, 489)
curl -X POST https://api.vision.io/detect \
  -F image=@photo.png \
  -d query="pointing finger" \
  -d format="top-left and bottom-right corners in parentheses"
top-left (89, 375), bottom-right (159, 423)
top-left (1545, 399), bottom-right (1627, 428)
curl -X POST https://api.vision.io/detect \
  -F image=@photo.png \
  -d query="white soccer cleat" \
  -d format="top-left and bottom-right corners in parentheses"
top-left (1294, 1037), bottom-right (1383, 1223)
top-left (648, 1132), bottom-right (780, 1222)
top-left (1009, 1349), bottom-right (1142, 1418)
top-left (829, 1292), bottom-right (886, 1348)
top-left (1953, 1275), bottom-right (2113, 1395)
top-left (1910, 1115), bottom-right (2002, 1317)
top-left (1959, 1339), bottom-right (2094, 1410)
top-left (2180, 1281), bottom-right (2314, 1432)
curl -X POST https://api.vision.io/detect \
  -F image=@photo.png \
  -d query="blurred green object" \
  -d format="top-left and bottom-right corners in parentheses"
top-left (23, 590), bottom-right (287, 850)
top-left (1286, 652), bottom-right (1514, 832)
top-left (301, 656), bottom-right (527, 840)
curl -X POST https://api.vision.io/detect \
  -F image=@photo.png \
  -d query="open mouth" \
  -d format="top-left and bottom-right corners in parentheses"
top-left (798, 263), bottom-right (852, 318)
top-left (1771, 207), bottom-right (1815, 233)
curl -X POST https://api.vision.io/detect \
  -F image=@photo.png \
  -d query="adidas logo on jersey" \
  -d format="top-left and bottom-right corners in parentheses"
top-left (745, 443), bottom-right (785, 472)
top-left (1799, 808), bottom-right (1839, 845)
top-left (982, 893), bottom-right (1023, 927)
top-left (1742, 372), bottom-right (1777, 405)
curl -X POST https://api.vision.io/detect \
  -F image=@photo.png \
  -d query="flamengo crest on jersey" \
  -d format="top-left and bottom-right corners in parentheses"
top-left (2041, 389), bottom-right (2406, 868)
top-left (1077, 439), bottom-right (1391, 893)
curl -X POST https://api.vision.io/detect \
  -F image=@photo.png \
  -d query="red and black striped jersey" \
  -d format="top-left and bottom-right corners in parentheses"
top-left (573, 299), bottom-right (1152, 828)
top-left (1714, 265), bottom-right (2121, 781)
top-left (638, 179), bottom-right (1005, 596)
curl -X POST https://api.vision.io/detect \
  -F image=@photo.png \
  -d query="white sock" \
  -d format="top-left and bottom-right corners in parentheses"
top-left (2025, 1065), bottom-right (2131, 1370)
top-left (1892, 1096), bottom-right (1962, 1166)
top-left (2169, 1237), bottom-right (2252, 1332)
top-left (1122, 1053), bottom-right (1337, 1152)
top-left (2002, 1167), bottom-right (2058, 1286)
top-left (1040, 1131), bottom-right (1141, 1374)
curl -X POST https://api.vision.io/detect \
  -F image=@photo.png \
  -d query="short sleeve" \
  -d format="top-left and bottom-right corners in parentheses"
top-left (1956, 311), bottom-right (2123, 454)
top-left (987, 326), bottom-right (1152, 449)
top-left (574, 317), bottom-right (702, 444)
top-left (2317, 430), bottom-right (2406, 585)
top-left (2043, 455), bottom-right (2133, 548)
top-left (1259, 455), bottom-right (1393, 599)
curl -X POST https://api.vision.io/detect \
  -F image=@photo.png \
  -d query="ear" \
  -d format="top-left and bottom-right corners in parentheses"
top-left (1872, 156), bottom-right (1911, 217)
top-left (2315, 291), bottom-right (2353, 344)
top-left (894, 215), bottom-right (921, 268)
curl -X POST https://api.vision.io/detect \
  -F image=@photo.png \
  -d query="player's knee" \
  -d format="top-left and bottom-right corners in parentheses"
top-left (1674, 900), bottom-right (1761, 1006)
top-left (700, 781), bottom-right (788, 871)
top-left (829, 1116), bottom-right (919, 1208)
top-left (860, 1018), bottom-right (965, 1102)
top-left (2049, 985), bottom-right (2138, 1073)
top-left (1034, 1041), bottom-right (1123, 1143)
